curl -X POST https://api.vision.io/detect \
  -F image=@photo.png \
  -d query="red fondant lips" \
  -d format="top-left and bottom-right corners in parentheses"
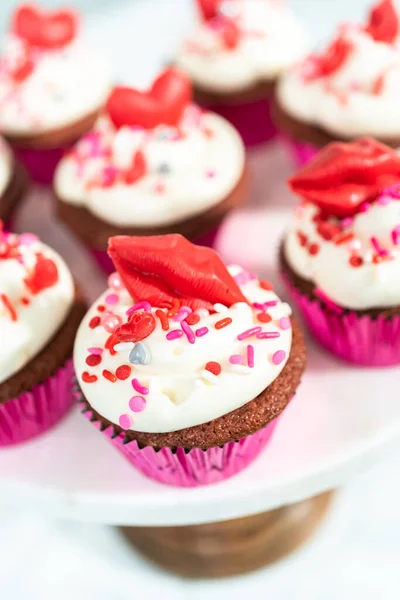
top-left (108, 234), bottom-right (247, 311)
top-left (197, 0), bottom-right (220, 21)
top-left (288, 138), bottom-right (400, 218)
top-left (13, 4), bottom-right (78, 49)
top-left (365, 0), bottom-right (399, 44)
top-left (106, 68), bottom-right (192, 130)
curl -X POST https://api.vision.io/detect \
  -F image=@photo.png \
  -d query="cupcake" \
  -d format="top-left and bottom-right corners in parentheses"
top-left (0, 3), bottom-right (111, 184)
top-left (54, 68), bottom-right (248, 274)
top-left (281, 137), bottom-right (400, 366)
top-left (175, 0), bottom-right (308, 146)
top-left (0, 226), bottom-right (86, 445)
top-left (275, 0), bottom-right (400, 166)
top-left (74, 234), bottom-right (306, 487)
top-left (0, 136), bottom-right (28, 231)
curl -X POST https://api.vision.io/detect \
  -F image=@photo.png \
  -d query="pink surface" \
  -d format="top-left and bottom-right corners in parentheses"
top-left (0, 360), bottom-right (75, 446)
top-left (280, 135), bottom-right (319, 167)
top-left (283, 275), bottom-right (400, 367)
top-left (81, 402), bottom-right (279, 486)
top-left (12, 146), bottom-right (66, 185)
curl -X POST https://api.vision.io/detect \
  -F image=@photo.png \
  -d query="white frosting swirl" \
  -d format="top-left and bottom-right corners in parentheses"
top-left (0, 36), bottom-right (111, 136)
top-left (176, 0), bottom-right (308, 93)
top-left (284, 200), bottom-right (400, 310)
top-left (0, 233), bottom-right (74, 384)
top-left (278, 26), bottom-right (400, 138)
top-left (0, 137), bottom-right (12, 197)
top-left (74, 266), bottom-right (292, 433)
top-left (54, 107), bottom-right (245, 227)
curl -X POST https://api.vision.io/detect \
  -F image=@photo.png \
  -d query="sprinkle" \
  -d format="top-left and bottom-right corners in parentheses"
top-left (254, 300), bottom-right (277, 310)
top-left (1, 294), bottom-right (17, 321)
top-left (154, 182), bottom-right (166, 194)
top-left (349, 255), bottom-right (364, 268)
top-left (205, 361), bottom-right (221, 375)
top-left (185, 313), bottom-right (200, 326)
top-left (259, 280), bottom-right (274, 291)
top-left (314, 288), bottom-right (344, 314)
top-left (82, 371), bottom-right (97, 383)
top-left (391, 225), bottom-right (400, 245)
top-left (114, 342), bottom-right (135, 353)
top-left (102, 369), bottom-right (117, 383)
top-left (181, 320), bottom-right (195, 344)
top-left (167, 298), bottom-right (180, 318)
top-left (173, 307), bottom-right (192, 322)
top-left (256, 331), bottom-right (281, 339)
top-left (116, 365), bottom-right (131, 380)
top-left (237, 326), bottom-right (262, 341)
top-left (86, 354), bottom-right (101, 367)
top-left (308, 242), bottom-right (320, 255)
top-left (131, 378), bottom-right (149, 395)
top-left (341, 217), bottom-right (354, 229)
top-left (215, 317), bottom-right (232, 330)
top-left (97, 305), bottom-right (105, 312)
top-left (196, 327), bottom-right (209, 337)
top-left (126, 301), bottom-right (152, 315)
top-left (156, 309), bottom-right (169, 331)
top-left (101, 313), bottom-right (122, 333)
top-left (257, 312), bottom-right (272, 323)
top-left (229, 354), bottom-right (244, 364)
top-left (21, 297), bottom-right (30, 306)
top-left (370, 236), bottom-right (388, 256)
top-left (201, 370), bottom-right (219, 384)
top-left (247, 345), bottom-right (255, 368)
top-left (119, 414), bottom-right (132, 429)
top-left (196, 308), bottom-right (210, 318)
top-left (89, 316), bottom-right (100, 329)
top-left (206, 169), bottom-right (216, 178)
top-left (279, 317), bottom-right (291, 330)
top-left (166, 329), bottom-right (184, 340)
top-left (272, 350), bottom-right (286, 366)
top-left (108, 272), bottom-right (124, 291)
top-left (359, 202), bottom-right (371, 213)
top-left (297, 231), bottom-right (308, 247)
top-left (334, 232), bottom-right (354, 245)
top-left (213, 303), bottom-right (228, 313)
top-left (105, 293), bottom-right (119, 305)
top-left (129, 396), bottom-right (147, 412)
top-left (234, 270), bottom-right (257, 285)
top-left (87, 347), bottom-right (103, 355)
top-left (231, 364), bottom-right (251, 375)
top-left (377, 195), bottom-right (392, 206)
top-left (129, 342), bottom-right (151, 365)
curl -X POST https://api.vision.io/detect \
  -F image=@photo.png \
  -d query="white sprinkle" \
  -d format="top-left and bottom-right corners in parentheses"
top-left (201, 370), bottom-right (219, 384)
top-left (196, 308), bottom-right (210, 318)
top-left (114, 342), bottom-right (135, 353)
top-left (231, 365), bottom-right (252, 375)
top-left (214, 303), bottom-right (228, 313)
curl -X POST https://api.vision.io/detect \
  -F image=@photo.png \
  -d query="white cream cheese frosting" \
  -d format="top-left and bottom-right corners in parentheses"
top-left (74, 266), bottom-right (292, 433)
top-left (277, 25), bottom-right (400, 138)
top-left (54, 106), bottom-right (245, 227)
top-left (0, 231), bottom-right (74, 384)
top-left (0, 137), bottom-right (12, 197)
top-left (0, 35), bottom-right (111, 136)
top-left (284, 199), bottom-right (400, 310)
top-left (175, 0), bottom-right (309, 93)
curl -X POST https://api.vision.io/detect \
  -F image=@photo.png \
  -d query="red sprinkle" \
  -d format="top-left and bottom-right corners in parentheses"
top-left (259, 280), bottom-right (274, 291)
top-left (89, 316), bottom-right (101, 329)
top-left (155, 309), bottom-right (170, 331)
top-left (82, 371), bottom-right (98, 383)
top-left (308, 243), bottom-right (320, 256)
top-left (21, 297), bottom-right (30, 306)
top-left (215, 317), bottom-right (232, 330)
top-left (116, 365), bottom-right (132, 380)
top-left (102, 369), bottom-right (117, 383)
top-left (334, 232), bottom-right (354, 245)
top-left (185, 313), bottom-right (200, 326)
top-left (373, 254), bottom-right (383, 264)
top-left (205, 361), bottom-right (222, 376)
top-left (167, 298), bottom-right (180, 318)
top-left (297, 231), bottom-right (308, 247)
top-left (257, 312), bottom-right (272, 323)
top-left (86, 354), bottom-right (102, 367)
top-left (1, 294), bottom-right (17, 321)
top-left (97, 305), bottom-right (106, 312)
top-left (349, 255), bottom-right (363, 267)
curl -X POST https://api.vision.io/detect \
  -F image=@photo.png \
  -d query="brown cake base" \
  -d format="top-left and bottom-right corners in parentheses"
top-left (0, 161), bottom-right (29, 225)
top-left (78, 316), bottom-right (306, 450)
top-left (56, 165), bottom-right (250, 251)
top-left (273, 100), bottom-right (400, 149)
top-left (0, 286), bottom-right (87, 403)
top-left (120, 490), bottom-right (334, 578)
top-left (194, 79), bottom-right (275, 106)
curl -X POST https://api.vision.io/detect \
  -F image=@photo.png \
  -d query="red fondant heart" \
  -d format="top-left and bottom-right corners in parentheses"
top-left (13, 4), bottom-right (78, 49)
top-left (24, 254), bottom-right (59, 295)
top-left (288, 138), bottom-right (400, 218)
top-left (197, 0), bottom-right (220, 21)
top-left (108, 234), bottom-right (247, 311)
top-left (114, 312), bottom-right (156, 343)
top-left (106, 68), bottom-right (192, 130)
top-left (365, 0), bottom-right (399, 43)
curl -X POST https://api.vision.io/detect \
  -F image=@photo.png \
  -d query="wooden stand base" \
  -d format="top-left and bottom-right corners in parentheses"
top-left (120, 490), bottom-right (334, 578)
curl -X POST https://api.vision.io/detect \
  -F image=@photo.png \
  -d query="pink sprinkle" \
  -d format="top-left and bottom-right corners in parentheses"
top-left (131, 378), bottom-right (149, 395)
top-left (341, 217), bottom-right (354, 229)
top-left (370, 236), bottom-right (388, 256)
top-left (254, 301), bottom-right (277, 311)
top-left (206, 169), bottom-right (216, 178)
top-left (129, 396), bottom-right (147, 412)
top-left (196, 327), bottom-right (209, 337)
top-left (256, 331), bottom-right (280, 339)
top-left (166, 329), bottom-right (183, 340)
top-left (173, 307), bottom-right (192, 322)
top-left (181, 320), bottom-right (195, 344)
top-left (272, 350), bottom-right (286, 366)
top-left (126, 301), bottom-right (152, 315)
top-left (247, 345), bottom-right (255, 368)
top-left (87, 347), bottom-right (103, 355)
top-left (391, 225), bottom-right (400, 245)
top-left (237, 326), bottom-right (262, 341)
top-left (314, 288), bottom-right (344, 314)
top-left (377, 195), bottom-right (392, 206)
top-left (234, 270), bottom-right (258, 286)
top-left (279, 317), bottom-right (291, 330)
top-left (359, 202), bottom-right (371, 213)
top-left (19, 233), bottom-right (38, 246)
top-left (229, 354), bottom-right (244, 364)
top-left (119, 414), bottom-right (132, 429)
top-left (108, 273), bottom-right (124, 291)
top-left (105, 293), bottom-right (119, 305)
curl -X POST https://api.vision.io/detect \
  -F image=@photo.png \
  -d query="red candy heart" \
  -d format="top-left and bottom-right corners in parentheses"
top-left (108, 234), bottom-right (247, 311)
top-left (288, 138), bottom-right (400, 218)
top-left (106, 68), bottom-right (192, 130)
top-left (114, 312), bottom-right (156, 343)
top-left (365, 0), bottom-right (399, 44)
top-left (197, 0), bottom-right (220, 21)
top-left (123, 151), bottom-right (147, 185)
top-left (24, 254), bottom-right (59, 295)
top-left (13, 4), bottom-right (78, 49)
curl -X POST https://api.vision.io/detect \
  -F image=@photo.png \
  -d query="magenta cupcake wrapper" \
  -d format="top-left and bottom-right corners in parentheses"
top-left (0, 360), bottom-right (75, 446)
top-left (283, 275), bottom-right (400, 366)
top-left (280, 135), bottom-right (319, 167)
top-left (80, 401), bottom-right (279, 486)
top-left (12, 146), bottom-right (66, 186)
top-left (202, 96), bottom-right (276, 147)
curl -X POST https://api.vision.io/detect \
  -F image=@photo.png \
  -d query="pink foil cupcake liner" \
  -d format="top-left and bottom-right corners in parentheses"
top-left (280, 135), bottom-right (319, 167)
top-left (283, 275), bottom-right (400, 366)
top-left (0, 360), bottom-right (75, 446)
top-left (12, 146), bottom-right (66, 186)
top-left (80, 402), bottom-right (279, 487)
